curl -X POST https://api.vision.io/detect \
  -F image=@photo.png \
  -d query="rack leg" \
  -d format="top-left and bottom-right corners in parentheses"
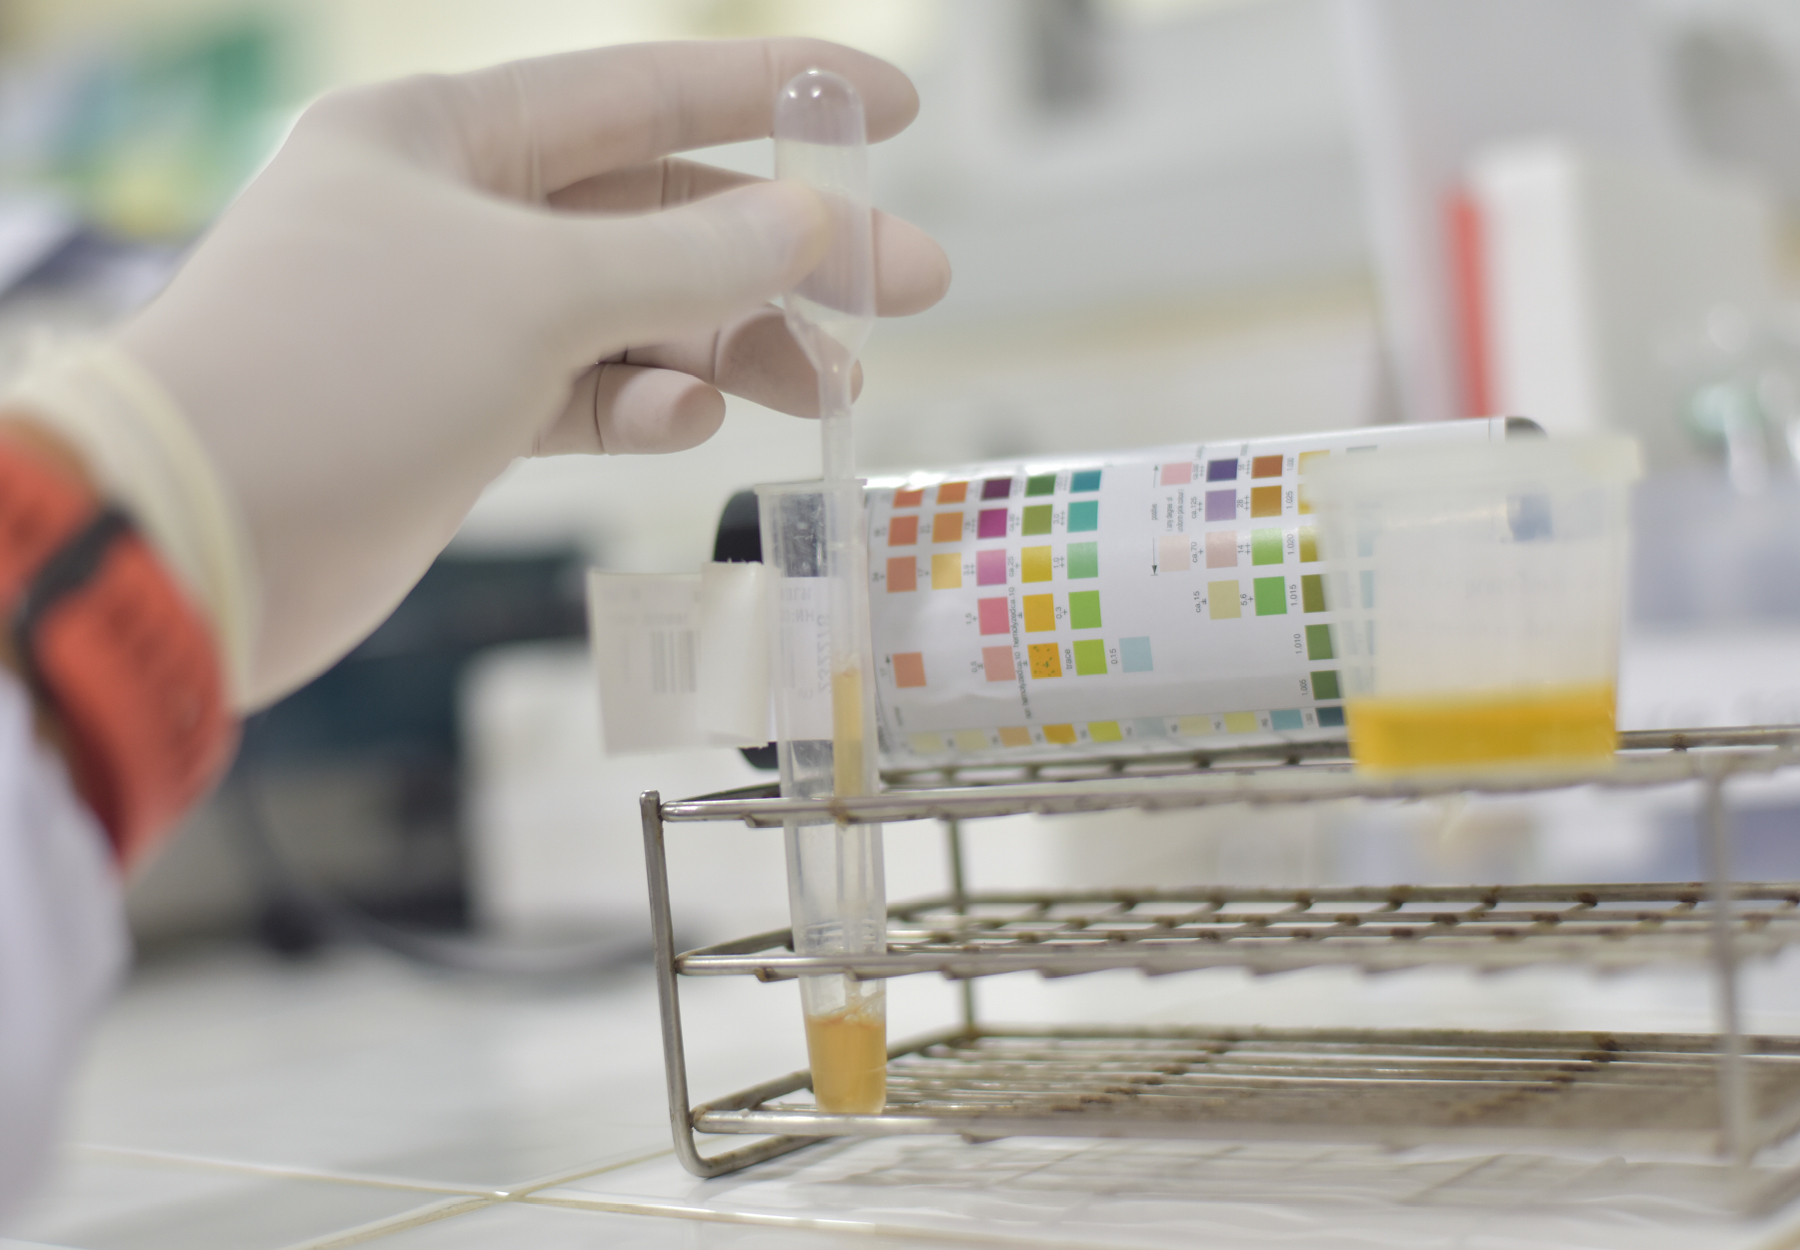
top-left (944, 817), bottom-right (978, 1032)
top-left (1704, 772), bottom-right (1753, 1163)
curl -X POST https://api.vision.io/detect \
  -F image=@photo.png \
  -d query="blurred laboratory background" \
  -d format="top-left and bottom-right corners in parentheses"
top-left (4, 0), bottom-right (1800, 966)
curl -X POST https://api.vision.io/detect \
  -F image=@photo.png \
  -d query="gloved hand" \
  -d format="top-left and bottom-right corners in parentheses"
top-left (6, 39), bottom-right (949, 708)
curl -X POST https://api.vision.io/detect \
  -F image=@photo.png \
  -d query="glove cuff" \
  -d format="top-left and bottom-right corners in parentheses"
top-left (2, 342), bottom-right (257, 708)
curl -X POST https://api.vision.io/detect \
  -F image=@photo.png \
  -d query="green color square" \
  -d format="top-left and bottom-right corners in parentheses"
top-left (1068, 590), bottom-right (1102, 629)
top-left (1251, 528), bottom-right (1283, 565)
top-left (1312, 669), bottom-right (1341, 700)
top-left (1305, 624), bottom-right (1334, 661)
top-left (1066, 542), bottom-right (1099, 579)
top-left (1026, 473), bottom-right (1057, 497)
top-left (1067, 500), bottom-right (1099, 532)
top-left (1073, 638), bottom-right (1108, 675)
top-left (1021, 504), bottom-right (1053, 536)
top-left (1301, 573), bottom-right (1326, 613)
top-left (1253, 576), bottom-right (1287, 616)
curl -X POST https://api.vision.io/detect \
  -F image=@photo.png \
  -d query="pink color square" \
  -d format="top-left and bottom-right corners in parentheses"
top-left (982, 646), bottom-right (1016, 682)
top-left (893, 652), bottom-right (927, 688)
top-left (977, 508), bottom-right (1009, 539)
top-left (1206, 531), bottom-right (1238, 568)
top-left (976, 549), bottom-right (1008, 586)
top-left (886, 556), bottom-right (917, 592)
top-left (977, 597), bottom-right (1010, 635)
top-left (1161, 462), bottom-right (1194, 486)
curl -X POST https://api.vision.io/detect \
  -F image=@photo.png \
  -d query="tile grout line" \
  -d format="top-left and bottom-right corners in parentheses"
top-left (489, 1146), bottom-right (678, 1199)
top-left (67, 1144), bottom-right (505, 1200)
top-left (269, 1196), bottom-right (494, 1250)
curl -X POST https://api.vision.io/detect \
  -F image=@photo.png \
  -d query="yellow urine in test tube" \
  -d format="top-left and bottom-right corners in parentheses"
top-left (805, 1001), bottom-right (888, 1114)
top-left (1347, 683), bottom-right (1616, 771)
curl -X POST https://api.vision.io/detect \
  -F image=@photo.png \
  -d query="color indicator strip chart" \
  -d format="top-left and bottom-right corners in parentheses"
top-left (866, 419), bottom-right (1511, 763)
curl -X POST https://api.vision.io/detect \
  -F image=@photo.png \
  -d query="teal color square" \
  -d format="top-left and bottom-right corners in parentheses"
top-left (1026, 473), bottom-right (1057, 497)
top-left (1316, 704), bottom-right (1345, 728)
top-left (1021, 505), bottom-right (1053, 536)
top-left (1270, 708), bottom-right (1303, 731)
top-left (1068, 500), bottom-right (1099, 532)
top-left (1066, 542), bottom-right (1099, 579)
top-left (1068, 590), bottom-right (1102, 629)
top-left (1253, 576), bottom-right (1287, 616)
top-left (1133, 716), bottom-right (1166, 737)
top-left (1070, 469), bottom-right (1102, 492)
top-left (1119, 636), bottom-right (1153, 673)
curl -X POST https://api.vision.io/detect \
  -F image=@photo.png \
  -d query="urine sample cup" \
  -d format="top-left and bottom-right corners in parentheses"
top-left (1308, 436), bottom-right (1641, 772)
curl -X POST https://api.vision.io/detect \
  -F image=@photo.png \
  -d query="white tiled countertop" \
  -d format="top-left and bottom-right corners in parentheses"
top-left (15, 943), bottom-right (1800, 1249)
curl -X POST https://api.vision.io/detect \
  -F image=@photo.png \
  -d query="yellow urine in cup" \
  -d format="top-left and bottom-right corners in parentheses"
top-left (831, 666), bottom-right (866, 797)
top-left (804, 1003), bottom-right (888, 1114)
top-left (1347, 683), bottom-right (1616, 771)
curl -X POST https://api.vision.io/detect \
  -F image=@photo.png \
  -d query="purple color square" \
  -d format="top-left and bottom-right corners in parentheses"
top-left (977, 508), bottom-right (1009, 539)
top-left (976, 549), bottom-right (1008, 585)
top-left (1207, 459), bottom-right (1238, 482)
top-left (1205, 489), bottom-right (1238, 522)
top-left (981, 478), bottom-right (1013, 500)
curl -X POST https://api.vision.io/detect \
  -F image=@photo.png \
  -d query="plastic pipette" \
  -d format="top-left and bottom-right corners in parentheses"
top-left (772, 69), bottom-right (887, 1113)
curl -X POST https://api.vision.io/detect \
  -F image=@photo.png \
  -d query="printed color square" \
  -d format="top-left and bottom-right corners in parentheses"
top-left (1250, 485), bottom-right (1282, 518)
top-left (932, 511), bottom-right (963, 543)
top-left (1254, 576), bottom-right (1287, 616)
top-left (1270, 708), bottom-right (1303, 731)
top-left (1208, 580), bottom-right (1241, 619)
top-left (1021, 505), bottom-right (1053, 536)
top-left (1316, 705), bottom-right (1346, 729)
top-left (1251, 528), bottom-right (1283, 565)
top-left (1305, 624), bottom-right (1334, 660)
top-left (1207, 459), bottom-right (1238, 482)
top-left (1088, 720), bottom-right (1123, 743)
top-left (1073, 639), bottom-right (1108, 675)
top-left (954, 729), bottom-right (989, 753)
top-left (981, 477), bottom-right (1012, 500)
top-left (978, 597), bottom-right (1010, 635)
top-left (1067, 500), bottom-right (1099, 532)
top-left (1302, 573), bottom-right (1327, 613)
top-left (886, 557), bottom-right (916, 592)
top-left (1205, 531), bottom-right (1237, 568)
top-left (1223, 711), bottom-right (1258, 734)
top-left (1298, 450), bottom-right (1329, 474)
top-left (1025, 473), bottom-right (1057, 497)
top-left (1361, 569), bottom-right (1375, 609)
top-left (1133, 717), bottom-right (1167, 738)
top-left (888, 515), bottom-right (918, 545)
top-left (977, 508), bottom-right (1008, 539)
top-left (976, 549), bottom-right (1007, 586)
top-left (1299, 527), bottom-right (1319, 562)
top-left (908, 732), bottom-right (943, 753)
top-left (1071, 469), bottom-right (1102, 492)
top-left (1067, 542), bottom-right (1099, 579)
top-left (892, 488), bottom-right (924, 508)
top-left (1177, 715), bottom-right (1212, 736)
top-left (998, 725), bottom-right (1032, 747)
top-left (1021, 546), bottom-right (1052, 582)
top-left (1160, 462), bottom-right (1193, 486)
top-left (1252, 454), bottom-right (1284, 479)
top-left (931, 553), bottom-right (961, 589)
top-left (1205, 489), bottom-right (1236, 521)
top-left (1068, 590), bottom-right (1102, 629)
top-left (1119, 636), bottom-right (1153, 672)
top-left (983, 646), bottom-right (1016, 682)
top-left (1157, 535), bottom-right (1191, 571)
top-left (893, 652), bottom-right (926, 688)
top-left (1029, 643), bottom-right (1062, 679)
top-left (1023, 594), bottom-right (1056, 632)
top-left (937, 481), bottom-right (968, 504)
top-left (1043, 723), bottom-right (1077, 745)
top-left (1312, 669), bottom-right (1341, 700)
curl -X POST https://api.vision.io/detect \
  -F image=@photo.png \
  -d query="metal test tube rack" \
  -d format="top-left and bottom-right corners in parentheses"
top-left (641, 726), bottom-right (1800, 1209)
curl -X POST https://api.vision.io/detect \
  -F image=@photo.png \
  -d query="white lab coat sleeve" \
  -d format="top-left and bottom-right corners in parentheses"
top-left (0, 667), bottom-right (129, 1224)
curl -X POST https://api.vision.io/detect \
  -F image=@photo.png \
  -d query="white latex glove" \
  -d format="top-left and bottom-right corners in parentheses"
top-left (7, 39), bottom-right (948, 708)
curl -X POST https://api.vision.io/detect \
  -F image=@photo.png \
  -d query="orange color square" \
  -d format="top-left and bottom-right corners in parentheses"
top-left (888, 515), bottom-right (918, 546)
top-left (937, 480), bottom-right (968, 504)
top-left (997, 726), bottom-right (1032, 747)
top-left (932, 511), bottom-right (963, 543)
top-left (892, 488), bottom-right (924, 508)
top-left (892, 652), bottom-right (926, 689)
top-left (1043, 723), bottom-right (1078, 745)
top-left (885, 557), bottom-right (916, 592)
top-left (1028, 643), bottom-right (1062, 679)
top-left (1251, 454), bottom-right (1284, 479)
top-left (1022, 594), bottom-right (1056, 632)
top-left (1250, 485), bottom-right (1282, 518)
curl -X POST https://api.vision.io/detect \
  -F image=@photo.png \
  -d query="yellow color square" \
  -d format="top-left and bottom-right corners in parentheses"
top-left (1223, 711), bottom-right (1259, 734)
top-left (1087, 720), bottom-right (1123, 743)
top-left (1043, 723), bottom-right (1077, 745)
top-left (931, 553), bottom-right (962, 589)
top-left (1298, 450), bottom-right (1329, 475)
top-left (1208, 580), bottom-right (1241, 619)
top-left (1021, 546), bottom-right (1052, 583)
top-left (1022, 593), bottom-right (1056, 632)
top-left (1176, 715), bottom-right (1212, 737)
top-left (1250, 485), bottom-right (1282, 518)
top-left (1299, 526), bottom-right (1319, 562)
top-left (908, 732), bottom-right (944, 753)
top-left (1028, 642), bottom-right (1062, 678)
top-left (953, 728), bottom-right (989, 753)
top-left (997, 726), bottom-right (1033, 748)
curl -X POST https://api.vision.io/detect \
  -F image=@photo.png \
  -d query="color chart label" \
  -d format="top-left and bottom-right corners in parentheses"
top-left (866, 419), bottom-right (1510, 761)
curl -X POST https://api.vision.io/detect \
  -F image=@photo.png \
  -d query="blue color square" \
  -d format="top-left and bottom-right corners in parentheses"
top-left (1205, 489), bottom-right (1236, 521)
top-left (1070, 469), bottom-right (1102, 493)
top-left (1133, 717), bottom-right (1167, 738)
top-left (1119, 636), bottom-right (1153, 673)
top-left (1207, 459), bottom-right (1238, 482)
top-left (1067, 500), bottom-right (1099, 532)
top-left (1270, 708), bottom-right (1303, 731)
top-left (1316, 705), bottom-right (1346, 729)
